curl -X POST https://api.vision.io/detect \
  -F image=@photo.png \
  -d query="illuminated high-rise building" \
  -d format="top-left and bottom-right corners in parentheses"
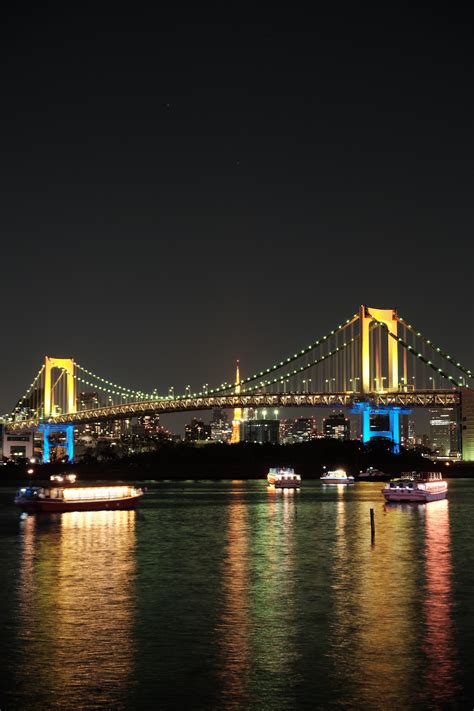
top-left (281, 417), bottom-right (317, 444)
top-left (211, 409), bottom-right (232, 443)
top-left (429, 408), bottom-right (459, 457)
top-left (241, 420), bottom-right (280, 444)
top-left (323, 412), bottom-right (350, 440)
top-left (185, 418), bottom-right (212, 442)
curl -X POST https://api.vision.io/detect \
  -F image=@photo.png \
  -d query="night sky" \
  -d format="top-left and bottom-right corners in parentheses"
top-left (1, 5), bottom-right (472, 415)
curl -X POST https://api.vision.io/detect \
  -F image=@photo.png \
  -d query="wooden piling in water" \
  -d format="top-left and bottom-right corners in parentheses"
top-left (370, 507), bottom-right (375, 543)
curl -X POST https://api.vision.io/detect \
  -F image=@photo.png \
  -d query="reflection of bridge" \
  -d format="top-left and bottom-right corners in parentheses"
top-left (3, 305), bottom-right (474, 461)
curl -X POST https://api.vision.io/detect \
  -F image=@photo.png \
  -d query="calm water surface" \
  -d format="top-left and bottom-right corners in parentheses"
top-left (1, 480), bottom-right (474, 710)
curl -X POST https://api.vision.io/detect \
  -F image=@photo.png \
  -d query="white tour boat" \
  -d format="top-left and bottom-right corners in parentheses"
top-left (320, 469), bottom-right (354, 485)
top-left (267, 467), bottom-right (301, 489)
top-left (382, 472), bottom-right (447, 503)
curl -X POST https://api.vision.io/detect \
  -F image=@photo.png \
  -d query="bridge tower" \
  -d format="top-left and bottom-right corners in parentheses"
top-left (42, 357), bottom-right (76, 463)
top-left (358, 306), bottom-right (403, 448)
top-left (43, 357), bottom-right (76, 417)
top-left (360, 305), bottom-right (398, 393)
top-left (231, 360), bottom-right (242, 444)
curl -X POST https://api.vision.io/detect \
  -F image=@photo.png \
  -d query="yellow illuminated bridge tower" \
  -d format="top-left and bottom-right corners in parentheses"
top-left (41, 356), bottom-right (77, 463)
top-left (354, 305), bottom-right (406, 452)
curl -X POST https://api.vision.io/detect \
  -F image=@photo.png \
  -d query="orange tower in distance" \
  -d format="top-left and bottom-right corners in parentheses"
top-left (231, 360), bottom-right (242, 444)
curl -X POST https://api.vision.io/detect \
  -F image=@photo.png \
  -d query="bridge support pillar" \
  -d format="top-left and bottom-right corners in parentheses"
top-left (39, 423), bottom-right (74, 463)
top-left (461, 389), bottom-right (474, 461)
top-left (42, 425), bottom-right (50, 463)
top-left (352, 402), bottom-right (410, 454)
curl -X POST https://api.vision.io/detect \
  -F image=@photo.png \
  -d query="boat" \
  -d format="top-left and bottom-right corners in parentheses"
top-left (267, 467), bottom-right (301, 489)
top-left (14, 476), bottom-right (144, 513)
top-left (358, 467), bottom-right (386, 479)
top-left (382, 472), bottom-right (447, 503)
top-left (320, 469), bottom-right (354, 485)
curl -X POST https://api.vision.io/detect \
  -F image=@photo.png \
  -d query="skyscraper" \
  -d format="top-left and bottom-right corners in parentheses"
top-left (429, 408), bottom-right (459, 457)
top-left (323, 412), bottom-right (350, 440)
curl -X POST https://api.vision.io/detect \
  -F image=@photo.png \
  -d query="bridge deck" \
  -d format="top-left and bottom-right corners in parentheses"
top-left (3, 390), bottom-right (462, 429)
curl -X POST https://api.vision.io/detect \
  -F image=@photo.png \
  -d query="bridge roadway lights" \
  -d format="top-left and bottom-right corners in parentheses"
top-left (351, 401), bottom-right (411, 454)
top-left (38, 423), bottom-right (74, 463)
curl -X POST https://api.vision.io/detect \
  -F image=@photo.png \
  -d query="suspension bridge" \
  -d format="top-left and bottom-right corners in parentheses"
top-left (2, 305), bottom-right (474, 462)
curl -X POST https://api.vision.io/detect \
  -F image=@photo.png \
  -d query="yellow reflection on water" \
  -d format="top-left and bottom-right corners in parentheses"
top-left (218, 501), bottom-right (251, 707)
top-left (217, 487), bottom-right (299, 707)
top-left (17, 510), bottom-right (136, 709)
top-left (422, 500), bottom-right (459, 703)
top-left (355, 502), bottom-right (419, 706)
top-left (329, 492), bottom-right (421, 708)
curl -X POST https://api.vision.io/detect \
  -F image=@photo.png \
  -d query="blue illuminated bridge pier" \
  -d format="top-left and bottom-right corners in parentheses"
top-left (2, 305), bottom-right (474, 462)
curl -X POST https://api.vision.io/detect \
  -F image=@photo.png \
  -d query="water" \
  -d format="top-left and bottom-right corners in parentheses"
top-left (1, 480), bottom-right (474, 710)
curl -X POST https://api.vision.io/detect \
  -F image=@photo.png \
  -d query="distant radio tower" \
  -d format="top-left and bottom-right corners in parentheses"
top-left (231, 360), bottom-right (242, 444)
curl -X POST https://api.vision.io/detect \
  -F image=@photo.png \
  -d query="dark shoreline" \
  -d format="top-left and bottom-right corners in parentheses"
top-left (3, 440), bottom-right (474, 484)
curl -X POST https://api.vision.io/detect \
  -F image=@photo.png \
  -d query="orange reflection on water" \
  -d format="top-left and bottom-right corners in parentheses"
top-left (335, 498), bottom-right (419, 708)
top-left (218, 501), bottom-right (251, 707)
top-left (423, 500), bottom-right (459, 703)
top-left (18, 510), bottom-right (137, 709)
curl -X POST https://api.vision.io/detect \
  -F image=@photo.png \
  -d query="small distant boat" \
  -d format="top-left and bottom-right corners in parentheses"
top-left (14, 475), bottom-right (144, 513)
top-left (358, 467), bottom-right (386, 479)
top-left (382, 472), bottom-right (447, 503)
top-left (267, 467), bottom-right (301, 489)
top-left (320, 469), bottom-right (354, 485)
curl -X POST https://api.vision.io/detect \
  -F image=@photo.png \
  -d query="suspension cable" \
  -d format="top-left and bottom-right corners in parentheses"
top-left (241, 336), bottom-right (359, 393)
top-left (372, 320), bottom-right (468, 388)
top-left (398, 315), bottom-right (473, 381)
top-left (208, 313), bottom-right (359, 394)
top-left (2, 365), bottom-right (45, 421)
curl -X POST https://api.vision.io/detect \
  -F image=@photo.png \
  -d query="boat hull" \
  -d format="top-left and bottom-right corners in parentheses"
top-left (15, 493), bottom-right (143, 514)
top-left (320, 478), bottom-right (354, 485)
top-left (383, 490), bottom-right (447, 503)
top-left (270, 482), bottom-right (300, 489)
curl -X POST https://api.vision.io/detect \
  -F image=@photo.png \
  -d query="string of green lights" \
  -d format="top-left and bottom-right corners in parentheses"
top-left (240, 336), bottom-right (359, 393)
top-left (75, 363), bottom-right (148, 397)
top-left (74, 313), bottom-right (358, 401)
top-left (2, 365), bottom-right (45, 421)
top-left (397, 316), bottom-right (473, 380)
top-left (371, 320), bottom-right (469, 388)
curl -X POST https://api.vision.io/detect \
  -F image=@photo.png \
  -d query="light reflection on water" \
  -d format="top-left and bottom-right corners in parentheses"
top-left (15, 510), bottom-right (137, 710)
top-left (422, 500), bottom-right (460, 705)
top-left (1, 481), bottom-right (473, 710)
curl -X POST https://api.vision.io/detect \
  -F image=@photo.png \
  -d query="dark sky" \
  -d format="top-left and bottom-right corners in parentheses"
top-left (0, 3), bottom-right (472, 413)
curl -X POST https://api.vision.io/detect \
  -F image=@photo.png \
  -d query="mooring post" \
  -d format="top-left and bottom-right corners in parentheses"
top-left (370, 508), bottom-right (375, 543)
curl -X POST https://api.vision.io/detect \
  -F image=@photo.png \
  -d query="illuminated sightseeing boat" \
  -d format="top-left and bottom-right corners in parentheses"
top-left (382, 472), bottom-right (447, 503)
top-left (14, 475), bottom-right (144, 513)
top-left (320, 469), bottom-right (354, 485)
top-left (267, 467), bottom-right (301, 489)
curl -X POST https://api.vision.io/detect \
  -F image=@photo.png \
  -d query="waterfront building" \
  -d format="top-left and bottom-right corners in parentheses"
top-left (185, 418), bottom-right (212, 442)
top-left (323, 412), bottom-right (350, 440)
top-left (2, 429), bottom-right (34, 460)
top-left (281, 417), bottom-right (317, 444)
top-left (240, 419), bottom-right (280, 444)
top-left (429, 408), bottom-right (459, 457)
top-left (77, 391), bottom-right (104, 436)
top-left (136, 414), bottom-right (161, 435)
top-left (210, 409), bottom-right (232, 443)
top-left (400, 416), bottom-right (416, 448)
